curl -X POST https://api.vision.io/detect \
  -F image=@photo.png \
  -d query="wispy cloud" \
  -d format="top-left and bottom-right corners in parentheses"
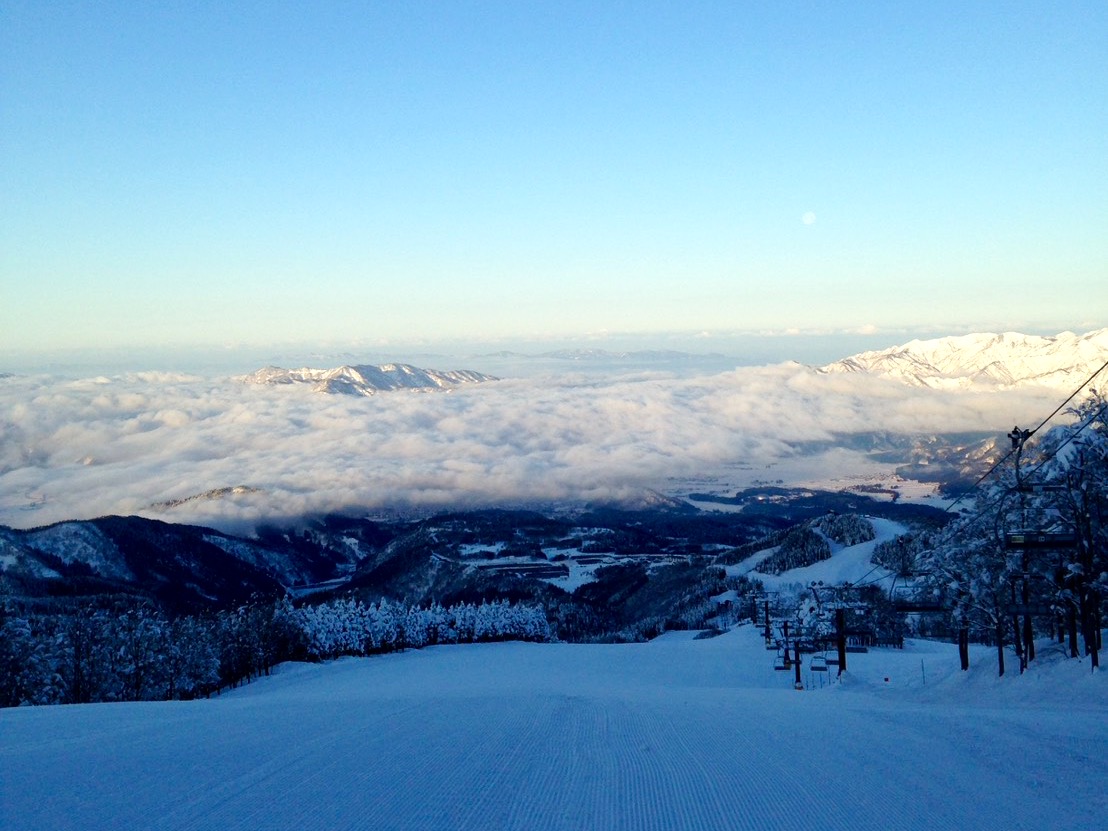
top-left (0, 367), bottom-right (1066, 531)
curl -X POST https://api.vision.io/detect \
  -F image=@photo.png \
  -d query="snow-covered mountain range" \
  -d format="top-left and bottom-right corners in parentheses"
top-left (480, 348), bottom-right (716, 361)
top-left (241, 363), bottom-right (497, 395)
top-left (0, 516), bottom-right (333, 611)
top-left (820, 329), bottom-right (1108, 389)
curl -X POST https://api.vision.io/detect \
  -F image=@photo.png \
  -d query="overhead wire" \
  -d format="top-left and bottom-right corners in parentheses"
top-left (846, 562), bottom-right (884, 588)
top-left (944, 446), bottom-right (1018, 514)
top-left (1022, 401), bottom-right (1108, 482)
top-left (944, 356), bottom-right (1108, 513)
top-left (850, 355), bottom-right (1108, 592)
top-left (1026, 357), bottom-right (1108, 439)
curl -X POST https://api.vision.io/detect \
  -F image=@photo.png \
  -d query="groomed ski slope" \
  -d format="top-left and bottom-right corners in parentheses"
top-left (3, 627), bottom-right (1105, 831)
top-left (732, 516), bottom-right (906, 590)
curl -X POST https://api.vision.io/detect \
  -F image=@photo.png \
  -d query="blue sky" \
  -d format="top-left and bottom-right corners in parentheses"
top-left (2, 1), bottom-right (1105, 355)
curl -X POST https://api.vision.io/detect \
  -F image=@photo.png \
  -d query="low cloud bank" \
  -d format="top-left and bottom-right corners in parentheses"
top-left (0, 366), bottom-right (1068, 531)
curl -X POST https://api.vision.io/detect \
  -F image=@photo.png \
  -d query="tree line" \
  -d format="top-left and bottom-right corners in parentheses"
top-left (0, 596), bottom-right (551, 708)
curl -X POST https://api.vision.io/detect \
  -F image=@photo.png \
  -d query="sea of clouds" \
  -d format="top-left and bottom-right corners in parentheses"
top-left (0, 364), bottom-right (1070, 532)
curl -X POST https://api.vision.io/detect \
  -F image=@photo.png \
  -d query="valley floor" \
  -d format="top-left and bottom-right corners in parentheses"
top-left (2, 627), bottom-right (1105, 831)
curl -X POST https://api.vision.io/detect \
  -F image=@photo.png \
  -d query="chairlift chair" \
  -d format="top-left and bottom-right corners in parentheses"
top-left (773, 650), bottom-right (789, 671)
top-left (810, 654), bottom-right (829, 673)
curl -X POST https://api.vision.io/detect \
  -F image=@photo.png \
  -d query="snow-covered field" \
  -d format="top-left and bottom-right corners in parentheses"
top-left (3, 627), bottom-right (1105, 831)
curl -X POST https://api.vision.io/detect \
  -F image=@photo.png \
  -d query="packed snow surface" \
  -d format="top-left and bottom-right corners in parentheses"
top-left (3, 628), bottom-right (1105, 831)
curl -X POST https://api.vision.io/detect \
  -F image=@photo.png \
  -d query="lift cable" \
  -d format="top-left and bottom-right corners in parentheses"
top-left (943, 357), bottom-right (1108, 514)
top-left (850, 358), bottom-right (1108, 596)
top-left (1021, 401), bottom-right (1108, 483)
top-left (944, 446), bottom-right (1019, 515)
top-left (1026, 357), bottom-right (1108, 441)
top-left (803, 359), bottom-right (1108, 596)
top-left (846, 562), bottom-right (885, 589)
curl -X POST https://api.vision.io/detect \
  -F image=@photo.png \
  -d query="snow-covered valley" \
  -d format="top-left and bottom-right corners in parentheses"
top-left (3, 627), bottom-right (1104, 831)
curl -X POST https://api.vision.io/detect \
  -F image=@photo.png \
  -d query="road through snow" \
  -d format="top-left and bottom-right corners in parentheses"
top-left (2, 628), bottom-right (1105, 831)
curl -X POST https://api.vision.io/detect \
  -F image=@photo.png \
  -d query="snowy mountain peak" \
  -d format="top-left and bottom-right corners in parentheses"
top-left (241, 363), bottom-right (498, 395)
top-left (820, 328), bottom-right (1108, 389)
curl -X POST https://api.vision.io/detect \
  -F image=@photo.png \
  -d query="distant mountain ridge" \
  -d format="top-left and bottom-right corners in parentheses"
top-left (478, 349), bottom-right (722, 361)
top-left (820, 329), bottom-right (1108, 389)
top-left (242, 363), bottom-right (497, 395)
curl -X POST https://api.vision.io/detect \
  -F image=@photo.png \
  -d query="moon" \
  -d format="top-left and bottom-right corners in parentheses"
top-left (801, 211), bottom-right (817, 225)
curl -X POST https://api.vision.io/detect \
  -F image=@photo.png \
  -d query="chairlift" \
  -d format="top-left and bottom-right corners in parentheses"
top-left (810, 654), bottom-right (829, 673)
top-left (891, 585), bottom-right (946, 613)
top-left (773, 650), bottom-right (789, 671)
top-left (1004, 531), bottom-right (1077, 550)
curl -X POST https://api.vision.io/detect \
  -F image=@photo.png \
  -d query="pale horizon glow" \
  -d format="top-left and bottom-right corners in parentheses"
top-left (1, 3), bottom-right (1105, 354)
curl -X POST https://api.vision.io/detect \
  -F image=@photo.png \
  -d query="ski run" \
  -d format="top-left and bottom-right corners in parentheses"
top-left (3, 625), bottom-right (1105, 831)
